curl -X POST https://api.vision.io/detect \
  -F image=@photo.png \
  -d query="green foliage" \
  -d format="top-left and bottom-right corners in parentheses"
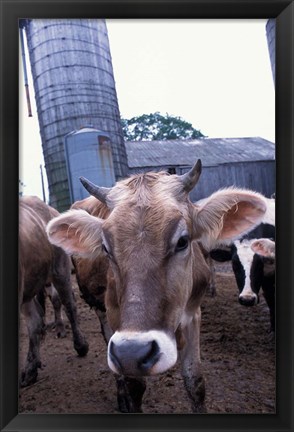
top-left (121, 112), bottom-right (205, 141)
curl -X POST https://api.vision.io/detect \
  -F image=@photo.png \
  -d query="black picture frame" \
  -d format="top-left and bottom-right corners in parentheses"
top-left (1, 0), bottom-right (293, 431)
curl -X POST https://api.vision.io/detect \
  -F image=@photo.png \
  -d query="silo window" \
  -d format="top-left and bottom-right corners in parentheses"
top-left (168, 167), bottom-right (176, 175)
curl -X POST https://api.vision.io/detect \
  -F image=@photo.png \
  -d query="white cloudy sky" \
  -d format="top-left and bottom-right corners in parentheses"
top-left (19, 19), bottom-right (275, 200)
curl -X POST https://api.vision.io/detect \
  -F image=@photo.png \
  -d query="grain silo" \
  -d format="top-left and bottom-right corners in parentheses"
top-left (266, 19), bottom-right (275, 87)
top-left (24, 19), bottom-right (128, 211)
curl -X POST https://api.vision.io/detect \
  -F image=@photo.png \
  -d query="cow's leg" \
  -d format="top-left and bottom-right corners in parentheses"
top-left (207, 256), bottom-right (216, 297)
top-left (93, 308), bottom-right (146, 413)
top-left (74, 280), bottom-right (145, 412)
top-left (179, 307), bottom-right (206, 413)
top-left (94, 308), bottom-right (113, 345)
top-left (52, 248), bottom-right (89, 357)
top-left (36, 284), bottom-right (66, 337)
top-left (74, 278), bottom-right (145, 412)
top-left (115, 375), bottom-right (146, 413)
top-left (36, 286), bottom-right (46, 314)
top-left (262, 280), bottom-right (275, 332)
top-left (46, 284), bottom-right (66, 338)
top-left (20, 298), bottom-right (45, 387)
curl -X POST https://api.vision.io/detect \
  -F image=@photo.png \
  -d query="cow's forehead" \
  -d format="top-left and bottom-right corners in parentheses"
top-left (107, 171), bottom-right (187, 208)
top-left (103, 202), bottom-right (188, 240)
top-left (102, 172), bottom-right (192, 243)
top-left (234, 239), bottom-right (255, 260)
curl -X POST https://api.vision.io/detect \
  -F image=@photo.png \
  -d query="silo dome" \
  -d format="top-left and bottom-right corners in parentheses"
top-left (64, 127), bottom-right (116, 203)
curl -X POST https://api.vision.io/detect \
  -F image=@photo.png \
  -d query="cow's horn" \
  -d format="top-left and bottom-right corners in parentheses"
top-left (79, 177), bottom-right (111, 204)
top-left (180, 159), bottom-right (202, 192)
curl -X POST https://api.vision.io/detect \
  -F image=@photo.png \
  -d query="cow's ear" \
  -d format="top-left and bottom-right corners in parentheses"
top-left (193, 188), bottom-right (267, 250)
top-left (251, 239), bottom-right (275, 258)
top-left (47, 209), bottom-right (103, 257)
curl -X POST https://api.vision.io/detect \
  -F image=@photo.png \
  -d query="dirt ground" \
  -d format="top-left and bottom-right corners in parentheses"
top-left (19, 262), bottom-right (275, 414)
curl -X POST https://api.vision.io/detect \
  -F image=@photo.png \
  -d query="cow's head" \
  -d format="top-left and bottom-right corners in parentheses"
top-left (231, 235), bottom-right (275, 307)
top-left (47, 160), bottom-right (267, 376)
top-left (231, 239), bottom-right (261, 306)
top-left (251, 238), bottom-right (276, 278)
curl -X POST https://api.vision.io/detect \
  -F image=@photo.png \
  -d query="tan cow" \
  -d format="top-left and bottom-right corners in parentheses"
top-left (47, 160), bottom-right (267, 413)
top-left (70, 197), bottom-right (112, 343)
top-left (19, 196), bottom-right (88, 387)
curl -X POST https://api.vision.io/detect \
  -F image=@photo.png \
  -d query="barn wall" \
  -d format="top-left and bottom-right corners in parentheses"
top-left (184, 161), bottom-right (275, 201)
top-left (128, 161), bottom-right (275, 201)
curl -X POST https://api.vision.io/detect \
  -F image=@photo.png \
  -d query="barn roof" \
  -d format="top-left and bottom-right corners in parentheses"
top-left (125, 137), bottom-right (275, 168)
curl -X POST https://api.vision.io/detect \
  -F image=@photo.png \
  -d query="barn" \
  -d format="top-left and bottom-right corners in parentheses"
top-left (125, 136), bottom-right (275, 201)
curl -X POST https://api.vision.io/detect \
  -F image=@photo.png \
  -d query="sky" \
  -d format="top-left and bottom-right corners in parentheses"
top-left (19, 19), bottom-right (275, 200)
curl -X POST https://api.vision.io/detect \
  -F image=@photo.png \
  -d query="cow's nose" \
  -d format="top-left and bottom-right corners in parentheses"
top-left (239, 295), bottom-right (258, 307)
top-left (109, 339), bottom-right (160, 375)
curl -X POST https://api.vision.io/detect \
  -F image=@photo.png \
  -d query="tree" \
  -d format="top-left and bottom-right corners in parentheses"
top-left (121, 112), bottom-right (205, 141)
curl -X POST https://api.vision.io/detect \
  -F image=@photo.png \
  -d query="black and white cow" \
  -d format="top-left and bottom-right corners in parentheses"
top-left (210, 197), bottom-right (275, 331)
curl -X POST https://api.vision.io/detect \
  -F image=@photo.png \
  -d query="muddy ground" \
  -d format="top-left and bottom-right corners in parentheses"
top-left (19, 262), bottom-right (275, 414)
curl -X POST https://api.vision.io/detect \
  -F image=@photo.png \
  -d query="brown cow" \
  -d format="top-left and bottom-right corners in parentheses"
top-left (69, 197), bottom-right (112, 344)
top-left (37, 283), bottom-right (67, 337)
top-left (19, 196), bottom-right (88, 387)
top-left (47, 160), bottom-right (267, 412)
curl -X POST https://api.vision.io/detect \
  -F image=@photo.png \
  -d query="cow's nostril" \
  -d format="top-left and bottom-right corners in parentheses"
top-left (109, 340), bottom-right (123, 373)
top-left (138, 340), bottom-right (160, 373)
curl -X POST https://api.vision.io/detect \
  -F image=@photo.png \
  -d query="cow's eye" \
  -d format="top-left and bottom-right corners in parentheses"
top-left (102, 243), bottom-right (110, 255)
top-left (175, 235), bottom-right (189, 252)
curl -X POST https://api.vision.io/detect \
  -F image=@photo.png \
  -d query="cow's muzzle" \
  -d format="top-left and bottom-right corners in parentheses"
top-left (109, 339), bottom-right (160, 375)
top-left (238, 294), bottom-right (259, 307)
top-left (107, 330), bottom-right (177, 376)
